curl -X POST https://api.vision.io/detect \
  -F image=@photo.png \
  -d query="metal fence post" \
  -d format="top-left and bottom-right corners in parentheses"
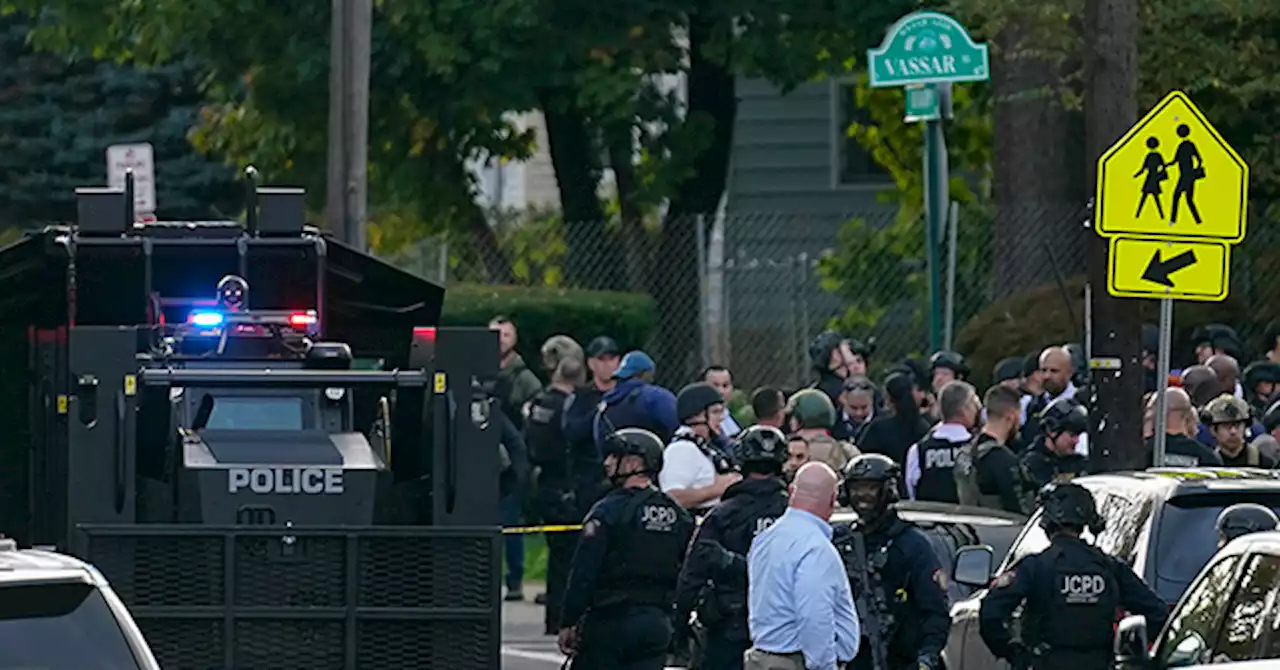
top-left (696, 214), bottom-right (710, 373)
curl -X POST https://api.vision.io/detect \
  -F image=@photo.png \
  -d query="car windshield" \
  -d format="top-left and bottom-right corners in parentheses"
top-left (1154, 492), bottom-right (1280, 599)
top-left (0, 582), bottom-right (141, 669)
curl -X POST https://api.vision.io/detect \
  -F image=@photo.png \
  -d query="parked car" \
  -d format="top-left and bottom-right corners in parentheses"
top-left (1117, 530), bottom-right (1280, 669)
top-left (0, 537), bottom-right (160, 669)
top-left (945, 468), bottom-right (1280, 670)
top-left (832, 500), bottom-right (1028, 603)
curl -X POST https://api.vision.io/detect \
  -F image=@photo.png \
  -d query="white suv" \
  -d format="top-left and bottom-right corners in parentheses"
top-left (0, 538), bottom-right (159, 669)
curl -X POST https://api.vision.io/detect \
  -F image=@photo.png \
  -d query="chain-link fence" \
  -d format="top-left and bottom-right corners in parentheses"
top-left (374, 200), bottom-right (1280, 393)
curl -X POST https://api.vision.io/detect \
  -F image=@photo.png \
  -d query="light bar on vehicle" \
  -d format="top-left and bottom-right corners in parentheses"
top-left (189, 311), bottom-right (225, 327)
top-left (290, 312), bottom-right (318, 327)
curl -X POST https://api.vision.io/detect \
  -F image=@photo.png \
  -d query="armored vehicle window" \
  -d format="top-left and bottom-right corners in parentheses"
top-left (1155, 554), bottom-right (1240, 667)
top-left (0, 582), bottom-right (141, 669)
top-left (199, 395), bottom-right (305, 431)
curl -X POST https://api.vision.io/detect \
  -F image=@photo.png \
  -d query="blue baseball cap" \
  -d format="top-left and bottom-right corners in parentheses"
top-left (613, 350), bottom-right (656, 380)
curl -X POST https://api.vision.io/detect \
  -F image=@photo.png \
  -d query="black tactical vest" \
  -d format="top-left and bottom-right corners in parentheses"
top-left (1028, 543), bottom-right (1120, 650)
top-left (954, 438), bottom-right (1003, 509)
top-left (525, 388), bottom-right (570, 467)
top-left (915, 435), bottom-right (961, 503)
top-left (592, 488), bottom-right (692, 611)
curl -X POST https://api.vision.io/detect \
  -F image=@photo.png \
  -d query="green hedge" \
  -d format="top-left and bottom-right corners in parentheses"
top-left (441, 283), bottom-right (657, 376)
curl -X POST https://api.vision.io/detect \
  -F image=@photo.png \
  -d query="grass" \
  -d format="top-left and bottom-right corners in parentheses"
top-left (503, 532), bottom-right (549, 583)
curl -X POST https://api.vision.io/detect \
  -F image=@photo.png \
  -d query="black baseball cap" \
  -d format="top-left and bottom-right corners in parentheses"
top-left (586, 336), bottom-right (621, 358)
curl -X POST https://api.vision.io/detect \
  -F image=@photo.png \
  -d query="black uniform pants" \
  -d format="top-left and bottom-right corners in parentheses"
top-left (702, 630), bottom-right (750, 670)
top-left (543, 529), bottom-right (579, 634)
top-left (571, 605), bottom-right (672, 670)
top-left (1029, 648), bottom-right (1111, 670)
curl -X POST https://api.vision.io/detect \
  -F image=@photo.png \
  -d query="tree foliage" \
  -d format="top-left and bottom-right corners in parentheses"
top-left (0, 15), bottom-right (239, 227)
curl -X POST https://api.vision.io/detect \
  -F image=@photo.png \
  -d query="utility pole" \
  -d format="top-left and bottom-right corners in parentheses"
top-left (1084, 0), bottom-right (1142, 472)
top-left (326, 0), bottom-right (372, 251)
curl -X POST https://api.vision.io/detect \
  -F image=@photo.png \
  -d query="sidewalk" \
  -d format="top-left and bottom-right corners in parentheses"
top-left (502, 580), bottom-right (550, 643)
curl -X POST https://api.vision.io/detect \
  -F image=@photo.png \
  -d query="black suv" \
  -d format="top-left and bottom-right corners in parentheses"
top-left (945, 468), bottom-right (1280, 670)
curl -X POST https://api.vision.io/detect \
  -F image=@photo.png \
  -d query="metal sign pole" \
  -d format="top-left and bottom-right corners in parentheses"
top-left (1151, 298), bottom-right (1173, 466)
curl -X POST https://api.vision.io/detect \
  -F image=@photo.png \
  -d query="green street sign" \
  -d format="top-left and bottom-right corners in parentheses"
top-left (867, 11), bottom-right (990, 88)
top-left (904, 84), bottom-right (941, 122)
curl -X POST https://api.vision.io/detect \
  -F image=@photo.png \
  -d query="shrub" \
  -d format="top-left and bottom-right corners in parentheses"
top-left (442, 283), bottom-right (657, 377)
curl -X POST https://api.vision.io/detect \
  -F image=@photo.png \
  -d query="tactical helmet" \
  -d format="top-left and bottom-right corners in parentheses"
top-left (993, 357), bottom-right (1024, 384)
top-left (676, 382), bottom-right (725, 423)
top-left (1039, 397), bottom-right (1089, 435)
top-left (1038, 482), bottom-right (1103, 532)
top-left (1244, 361), bottom-right (1280, 391)
top-left (929, 350), bottom-right (970, 378)
top-left (602, 428), bottom-right (665, 475)
top-left (737, 425), bottom-right (788, 465)
top-left (540, 335), bottom-right (584, 372)
top-left (786, 389), bottom-right (837, 430)
top-left (841, 453), bottom-right (902, 507)
top-left (809, 330), bottom-right (845, 372)
top-left (848, 337), bottom-right (877, 360)
top-left (1203, 394), bottom-right (1252, 425)
top-left (843, 453), bottom-right (900, 483)
top-left (1216, 503), bottom-right (1279, 544)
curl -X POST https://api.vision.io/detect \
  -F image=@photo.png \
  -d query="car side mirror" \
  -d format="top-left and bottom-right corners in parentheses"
top-left (1114, 614), bottom-right (1151, 670)
top-left (952, 544), bottom-right (994, 587)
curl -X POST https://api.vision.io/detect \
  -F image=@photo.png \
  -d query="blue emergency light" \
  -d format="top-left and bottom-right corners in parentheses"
top-left (189, 311), bottom-right (225, 327)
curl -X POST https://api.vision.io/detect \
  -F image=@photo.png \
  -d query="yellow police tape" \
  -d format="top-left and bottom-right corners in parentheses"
top-left (503, 524), bottom-right (585, 534)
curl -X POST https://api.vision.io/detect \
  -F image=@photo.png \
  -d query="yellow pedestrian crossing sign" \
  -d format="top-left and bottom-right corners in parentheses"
top-left (1096, 90), bottom-right (1248, 244)
top-left (1107, 237), bottom-right (1230, 302)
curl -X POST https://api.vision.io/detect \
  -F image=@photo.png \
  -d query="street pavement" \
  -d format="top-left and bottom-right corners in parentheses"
top-left (501, 583), bottom-right (566, 670)
top-left (501, 582), bottom-right (685, 669)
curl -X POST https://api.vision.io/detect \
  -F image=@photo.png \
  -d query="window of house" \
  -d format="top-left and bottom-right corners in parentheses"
top-left (832, 81), bottom-right (890, 187)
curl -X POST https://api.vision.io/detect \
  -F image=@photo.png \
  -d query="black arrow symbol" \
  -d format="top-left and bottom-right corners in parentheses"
top-left (1142, 249), bottom-right (1197, 287)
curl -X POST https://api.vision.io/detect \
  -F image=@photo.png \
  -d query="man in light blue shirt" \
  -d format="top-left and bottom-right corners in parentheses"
top-left (746, 462), bottom-right (859, 670)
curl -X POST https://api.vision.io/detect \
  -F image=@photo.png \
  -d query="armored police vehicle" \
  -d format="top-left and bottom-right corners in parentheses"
top-left (0, 176), bottom-right (501, 669)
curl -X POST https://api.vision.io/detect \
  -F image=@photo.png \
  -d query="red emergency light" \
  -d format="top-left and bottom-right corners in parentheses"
top-left (290, 312), bottom-right (318, 327)
top-left (413, 327), bottom-right (437, 344)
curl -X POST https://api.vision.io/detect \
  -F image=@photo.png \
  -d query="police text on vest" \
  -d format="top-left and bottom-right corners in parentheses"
top-left (228, 467), bottom-right (344, 494)
top-left (642, 505), bottom-right (678, 531)
top-left (1059, 574), bottom-right (1106, 604)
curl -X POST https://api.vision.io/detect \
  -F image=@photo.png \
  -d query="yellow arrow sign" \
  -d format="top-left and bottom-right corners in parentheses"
top-left (1107, 236), bottom-right (1229, 302)
top-left (1095, 91), bottom-right (1249, 243)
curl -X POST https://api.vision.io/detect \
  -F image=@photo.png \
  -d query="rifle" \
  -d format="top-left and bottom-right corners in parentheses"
top-left (839, 525), bottom-right (893, 670)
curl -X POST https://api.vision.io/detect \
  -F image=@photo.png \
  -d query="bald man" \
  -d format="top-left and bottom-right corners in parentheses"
top-left (1143, 387), bottom-right (1223, 467)
top-left (1020, 347), bottom-right (1090, 456)
top-left (1206, 354), bottom-right (1244, 400)
top-left (746, 463), bottom-right (859, 670)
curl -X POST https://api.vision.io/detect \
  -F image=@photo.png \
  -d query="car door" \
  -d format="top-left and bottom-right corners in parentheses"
top-left (1152, 553), bottom-right (1242, 668)
top-left (1204, 553), bottom-right (1280, 664)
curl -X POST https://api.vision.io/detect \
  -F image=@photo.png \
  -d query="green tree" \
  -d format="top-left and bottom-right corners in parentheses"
top-left (817, 76), bottom-right (993, 361)
top-left (0, 16), bottom-right (239, 227)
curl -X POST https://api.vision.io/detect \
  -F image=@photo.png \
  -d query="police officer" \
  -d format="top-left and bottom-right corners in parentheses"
top-left (908, 380), bottom-right (980, 503)
top-left (835, 454), bottom-right (951, 670)
top-left (783, 389), bottom-right (858, 478)
top-left (1216, 503), bottom-right (1280, 548)
top-left (660, 383), bottom-right (740, 516)
top-left (559, 428), bottom-right (696, 669)
top-left (955, 385), bottom-right (1027, 514)
top-left (980, 483), bottom-right (1168, 670)
top-left (673, 425), bottom-right (790, 670)
top-left (928, 350), bottom-right (970, 393)
top-left (1019, 398), bottom-right (1090, 491)
top-left (525, 355), bottom-right (588, 632)
top-left (1202, 394), bottom-right (1276, 467)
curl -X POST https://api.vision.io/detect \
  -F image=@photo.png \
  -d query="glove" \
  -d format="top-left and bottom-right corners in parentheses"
top-left (916, 652), bottom-right (942, 670)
